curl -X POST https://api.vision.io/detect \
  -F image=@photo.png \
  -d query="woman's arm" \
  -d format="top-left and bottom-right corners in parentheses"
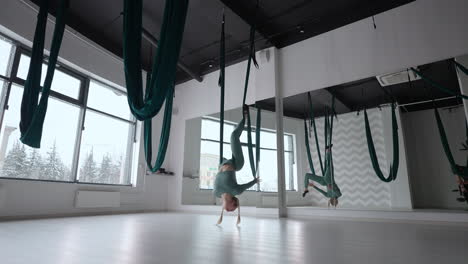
top-left (234, 178), bottom-right (258, 194)
top-left (312, 185), bottom-right (329, 197)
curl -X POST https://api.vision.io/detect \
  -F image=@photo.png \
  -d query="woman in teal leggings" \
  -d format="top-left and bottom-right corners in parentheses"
top-left (302, 145), bottom-right (342, 207)
top-left (214, 105), bottom-right (259, 224)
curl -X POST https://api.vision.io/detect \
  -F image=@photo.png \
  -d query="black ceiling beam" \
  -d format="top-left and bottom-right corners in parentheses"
top-left (141, 28), bottom-right (203, 83)
top-left (271, 0), bottom-right (415, 48)
top-left (218, 0), bottom-right (280, 48)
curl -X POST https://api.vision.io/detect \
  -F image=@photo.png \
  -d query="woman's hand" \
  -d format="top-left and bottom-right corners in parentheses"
top-left (254, 177), bottom-right (261, 183)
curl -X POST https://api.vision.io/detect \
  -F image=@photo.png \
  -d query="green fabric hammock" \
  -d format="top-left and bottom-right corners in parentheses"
top-left (144, 88), bottom-right (174, 172)
top-left (303, 97), bottom-right (336, 182)
top-left (304, 119), bottom-right (316, 175)
top-left (123, 0), bottom-right (188, 172)
top-left (307, 92), bottom-right (324, 175)
top-left (123, 0), bottom-right (188, 121)
top-left (411, 67), bottom-right (468, 100)
top-left (364, 105), bottom-right (399, 182)
top-left (240, 2), bottom-right (260, 178)
top-left (20, 0), bottom-right (69, 148)
top-left (434, 107), bottom-right (468, 178)
top-left (246, 107), bottom-right (261, 177)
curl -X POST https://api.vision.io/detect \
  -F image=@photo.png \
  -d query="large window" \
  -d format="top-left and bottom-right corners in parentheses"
top-left (0, 34), bottom-right (136, 185)
top-left (199, 117), bottom-right (297, 192)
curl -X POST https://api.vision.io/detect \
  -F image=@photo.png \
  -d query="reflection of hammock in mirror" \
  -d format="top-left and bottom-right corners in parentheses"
top-left (413, 60), bottom-right (468, 203)
top-left (302, 94), bottom-right (342, 206)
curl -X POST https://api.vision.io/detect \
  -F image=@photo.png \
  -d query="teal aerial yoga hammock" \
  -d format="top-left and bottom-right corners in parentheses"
top-left (303, 98), bottom-right (341, 199)
top-left (218, 12), bottom-right (226, 164)
top-left (239, 1), bottom-right (260, 178)
top-left (307, 92), bottom-right (324, 175)
top-left (364, 104), bottom-right (399, 182)
top-left (216, 6), bottom-right (260, 178)
top-left (123, 0), bottom-right (188, 121)
top-left (20, 0), bottom-right (69, 148)
top-left (123, 0), bottom-right (188, 172)
top-left (434, 105), bottom-right (468, 178)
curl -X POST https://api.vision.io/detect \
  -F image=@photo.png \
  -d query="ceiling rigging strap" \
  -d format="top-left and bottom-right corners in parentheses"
top-left (218, 11), bottom-right (226, 164)
top-left (123, 0), bottom-right (188, 171)
top-left (242, 0), bottom-right (260, 179)
top-left (303, 119), bottom-right (316, 175)
top-left (434, 107), bottom-right (468, 178)
top-left (364, 104), bottom-right (399, 182)
top-left (410, 67), bottom-right (468, 100)
top-left (20, 0), bottom-right (70, 148)
top-left (123, 0), bottom-right (188, 121)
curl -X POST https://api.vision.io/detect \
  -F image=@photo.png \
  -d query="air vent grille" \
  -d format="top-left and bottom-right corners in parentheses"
top-left (376, 68), bottom-right (420, 87)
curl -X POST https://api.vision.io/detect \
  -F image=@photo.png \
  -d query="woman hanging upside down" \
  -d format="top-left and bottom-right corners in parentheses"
top-left (214, 105), bottom-right (260, 225)
top-left (454, 164), bottom-right (468, 203)
top-left (302, 145), bottom-right (342, 207)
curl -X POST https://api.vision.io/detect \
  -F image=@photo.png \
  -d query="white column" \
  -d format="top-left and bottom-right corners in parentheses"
top-left (381, 106), bottom-right (413, 209)
top-left (274, 48), bottom-right (287, 217)
top-left (455, 55), bottom-right (468, 122)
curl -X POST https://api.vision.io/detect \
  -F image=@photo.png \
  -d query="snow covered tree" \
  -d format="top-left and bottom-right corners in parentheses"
top-left (80, 149), bottom-right (97, 182)
top-left (1, 141), bottom-right (28, 178)
top-left (26, 149), bottom-right (43, 179)
top-left (42, 141), bottom-right (66, 181)
top-left (98, 154), bottom-right (112, 183)
top-left (109, 155), bottom-right (123, 184)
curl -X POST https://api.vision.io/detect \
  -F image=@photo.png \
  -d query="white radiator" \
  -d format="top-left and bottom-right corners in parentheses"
top-left (0, 184), bottom-right (5, 208)
top-left (262, 194), bottom-right (278, 207)
top-left (75, 190), bottom-right (121, 208)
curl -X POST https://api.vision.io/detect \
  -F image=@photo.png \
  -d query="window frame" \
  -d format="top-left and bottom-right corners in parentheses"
top-left (0, 33), bottom-right (137, 187)
top-left (199, 116), bottom-right (297, 192)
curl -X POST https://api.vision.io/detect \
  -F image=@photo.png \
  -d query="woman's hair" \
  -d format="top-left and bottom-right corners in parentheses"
top-left (217, 197), bottom-right (241, 225)
top-left (329, 197), bottom-right (338, 207)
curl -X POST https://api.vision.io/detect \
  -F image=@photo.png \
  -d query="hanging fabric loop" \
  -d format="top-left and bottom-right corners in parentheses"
top-left (364, 104), bottom-right (399, 182)
top-left (20, 0), bottom-right (70, 148)
top-left (144, 88), bottom-right (174, 172)
top-left (123, 0), bottom-right (188, 121)
top-left (434, 107), bottom-right (468, 177)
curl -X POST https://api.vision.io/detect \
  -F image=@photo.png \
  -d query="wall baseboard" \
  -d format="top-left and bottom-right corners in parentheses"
top-left (0, 209), bottom-right (167, 222)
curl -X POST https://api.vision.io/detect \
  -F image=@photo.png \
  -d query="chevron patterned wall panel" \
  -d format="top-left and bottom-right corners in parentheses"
top-left (304, 108), bottom-right (392, 209)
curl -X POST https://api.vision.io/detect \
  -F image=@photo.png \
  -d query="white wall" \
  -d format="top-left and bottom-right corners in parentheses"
top-left (402, 106), bottom-right (466, 209)
top-left (0, 0), bottom-right (169, 218)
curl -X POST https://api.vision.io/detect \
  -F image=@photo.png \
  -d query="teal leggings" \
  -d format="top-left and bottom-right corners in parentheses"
top-left (221, 118), bottom-right (245, 171)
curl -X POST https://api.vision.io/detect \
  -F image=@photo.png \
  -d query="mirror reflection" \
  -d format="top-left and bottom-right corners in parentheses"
top-left (268, 57), bottom-right (467, 210)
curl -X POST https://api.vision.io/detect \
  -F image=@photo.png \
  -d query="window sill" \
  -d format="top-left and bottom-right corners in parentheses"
top-left (0, 176), bottom-right (133, 187)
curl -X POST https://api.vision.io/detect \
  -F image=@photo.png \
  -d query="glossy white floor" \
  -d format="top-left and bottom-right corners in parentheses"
top-left (1, 212), bottom-right (467, 264)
